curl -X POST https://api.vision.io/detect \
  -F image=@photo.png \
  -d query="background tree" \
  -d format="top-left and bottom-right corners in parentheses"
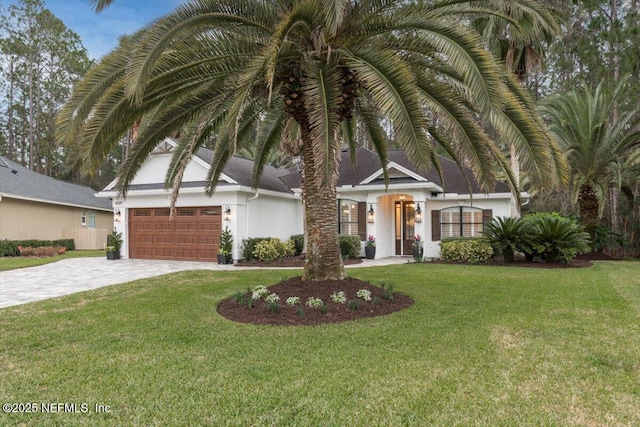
top-left (0, 0), bottom-right (92, 178)
top-left (539, 79), bottom-right (640, 235)
top-left (60, 0), bottom-right (566, 281)
top-left (544, 1), bottom-right (640, 105)
top-left (471, 0), bottom-right (561, 203)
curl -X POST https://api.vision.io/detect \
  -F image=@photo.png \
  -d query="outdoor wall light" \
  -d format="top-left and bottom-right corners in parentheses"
top-left (223, 205), bottom-right (231, 221)
top-left (415, 203), bottom-right (422, 223)
top-left (367, 204), bottom-right (375, 223)
top-left (114, 208), bottom-right (121, 223)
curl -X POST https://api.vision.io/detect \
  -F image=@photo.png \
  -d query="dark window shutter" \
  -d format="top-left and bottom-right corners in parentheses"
top-left (357, 202), bottom-right (367, 240)
top-left (431, 209), bottom-right (441, 241)
top-left (482, 209), bottom-right (493, 225)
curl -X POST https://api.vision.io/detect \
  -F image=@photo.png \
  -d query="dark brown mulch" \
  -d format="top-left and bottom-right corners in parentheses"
top-left (217, 276), bottom-right (414, 326)
top-left (235, 257), bottom-right (363, 268)
top-left (429, 252), bottom-right (619, 269)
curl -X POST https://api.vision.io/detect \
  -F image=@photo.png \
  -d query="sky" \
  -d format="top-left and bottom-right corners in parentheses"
top-left (6, 0), bottom-right (183, 60)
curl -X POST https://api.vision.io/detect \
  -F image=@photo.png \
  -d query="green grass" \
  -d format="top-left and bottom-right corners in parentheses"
top-left (1, 262), bottom-right (639, 425)
top-left (0, 250), bottom-right (105, 271)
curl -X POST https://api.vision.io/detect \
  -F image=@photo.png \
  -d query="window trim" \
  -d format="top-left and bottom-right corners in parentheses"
top-left (431, 206), bottom-right (493, 241)
top-left (88, 211), bottom-right (96, 229)
top-left (337, 200), bottom-right (367, 240)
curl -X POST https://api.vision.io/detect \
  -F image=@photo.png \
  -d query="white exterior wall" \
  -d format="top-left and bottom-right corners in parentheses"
top-left (246, 195), bottom-right (303, 241)
top-left (104, 144), bottom-right (517, 262)
top-left (112, 189), bottom-right (302, 261)
top-left (339, 187), bottom-right (516, 259)
top-left (422, 195), bottom-right (514, 258)
top-left (129, 153), bottom-right (211, 185)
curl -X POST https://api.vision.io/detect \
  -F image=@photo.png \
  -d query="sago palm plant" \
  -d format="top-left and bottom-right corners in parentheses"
top-left (529, 215), bottom-right (591, 263)
top-left (483, 217), bottom-right (533, 262)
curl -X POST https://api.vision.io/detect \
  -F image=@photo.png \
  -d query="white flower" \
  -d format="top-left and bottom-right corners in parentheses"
top-left (330, 291), bottom-right (347, 304)
top-left (356, 289), bottom-right (372, 301)
top-left (251, 285), bottom-right (269, 300)
top-left (286, 296), bottom-right (301, 306)
top-left (265, 293), bottom-right (280, 304)
top-left (306, 297), bottom-right (324, 308)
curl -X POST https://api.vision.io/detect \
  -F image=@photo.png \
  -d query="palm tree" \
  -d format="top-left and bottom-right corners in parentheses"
top-left (59, 0), bottom-right (566, 281)
top-left (539, 78), bottom-right (640, 230)
top-left (471, 0), bottom-right (562, 198)
top-left (472, 0), bottom-right (560, 85)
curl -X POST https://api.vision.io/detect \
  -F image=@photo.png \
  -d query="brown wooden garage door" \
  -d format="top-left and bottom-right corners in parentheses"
top-left (128, 207), bottom-right (221, 261)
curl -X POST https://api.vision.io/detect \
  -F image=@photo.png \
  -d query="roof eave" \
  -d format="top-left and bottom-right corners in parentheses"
top-left (0, 192), bottom-right (113, 212)
top-left (99, 185), bottom-right (299, 200)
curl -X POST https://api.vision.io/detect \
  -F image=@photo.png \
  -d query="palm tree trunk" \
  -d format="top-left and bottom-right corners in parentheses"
top-left (578, 184), bottom-right (599, 250)
top-left (300, 141), bottom-right (345, 281)
top-left (510, 144), bottom-right (521, 215)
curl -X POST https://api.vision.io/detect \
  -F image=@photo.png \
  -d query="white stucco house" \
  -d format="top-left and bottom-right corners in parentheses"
top-left (98, 137), bottom-right (522, 261)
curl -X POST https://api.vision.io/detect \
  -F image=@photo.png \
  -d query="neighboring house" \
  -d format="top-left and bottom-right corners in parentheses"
top-left (0, 156), bottom-right (114, 249)
top-left (99, 138), bottom-right (522, 261)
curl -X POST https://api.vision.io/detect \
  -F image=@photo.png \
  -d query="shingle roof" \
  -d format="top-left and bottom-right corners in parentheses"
top-left (116, 141), bottom-right (510, 196)
top-left (0, 157), bottom-right (113, 211)
top-left (281, 147), bottom-right (511, 194)
top-left (195, 148), bottom-right (295, 194)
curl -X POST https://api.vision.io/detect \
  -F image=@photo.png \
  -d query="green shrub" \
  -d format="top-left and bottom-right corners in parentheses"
top-left (591, 224), bottom-right (630, 254)
top-left (219, 227), bottom-right (233, 255)
top-left (440, 238), bottom-right (494, 263)
top-left (107, 231), bottom-right (122, 252)
top-left (242, 237), bottom-right (273, 261)
top-left (53, 239), bottom-right (76, 251)
top-left (0, 240), bottom-right (19, 257)
top-left (12, 239), bottom-right (52, 248)
top-left (528, 215), bottom-right (591, 263)
top-left (483, 217), bottom-right (533, 262)
top-left (290, 234), bottom-right (304, 256)
top-left (252, 238), bottom-right (295, 262)
top-left (0, 239), bottom-right (75, 256)
top-left (339, 235), bottom-right (361, 259)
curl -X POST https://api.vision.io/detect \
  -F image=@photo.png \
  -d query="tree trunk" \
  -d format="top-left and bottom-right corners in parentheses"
top-left (300, 140), bottom-right (344, 281)
top-left (510, 144), bottom-right (521, 215)
top-left (6, 58), bottom-right (16, 160)
top-left (608, 185), bottom-right (619, 232)
top-left (578, 184), bottom-right (599, 231)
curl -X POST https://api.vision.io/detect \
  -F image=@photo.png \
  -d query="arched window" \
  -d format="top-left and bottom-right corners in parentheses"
top-left (440, 206), bottom-right (485, 238)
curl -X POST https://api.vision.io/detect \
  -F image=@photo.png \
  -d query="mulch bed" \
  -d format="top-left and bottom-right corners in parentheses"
top-left (428, 251), bottom-right (620, 269)
top-left (217, 276), bottom-right (414, 326)
top-left (235, 257), bottom-right (363, 268)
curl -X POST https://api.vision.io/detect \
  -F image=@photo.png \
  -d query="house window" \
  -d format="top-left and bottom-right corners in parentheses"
top-left (440, 207), bottom-right (484, 238)
top-left (81, 210), bottom-right (87, 226)
top-left (88, 211), bottom-right (96, 229)
top-left (338, 200), bottom-right (359, 236)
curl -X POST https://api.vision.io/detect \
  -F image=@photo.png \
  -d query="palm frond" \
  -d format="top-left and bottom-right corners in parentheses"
top-left (347, 44), bottom-right (431, 171)
top-left (300, 57), bottom-right (342, 184)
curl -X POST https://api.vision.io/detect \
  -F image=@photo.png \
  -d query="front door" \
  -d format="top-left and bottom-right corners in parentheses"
top-left (395, 201), bottom-right (415, 255)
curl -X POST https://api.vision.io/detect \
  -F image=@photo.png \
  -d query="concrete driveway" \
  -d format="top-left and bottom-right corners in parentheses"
top-left (0, 256), bottom-right (406, 308)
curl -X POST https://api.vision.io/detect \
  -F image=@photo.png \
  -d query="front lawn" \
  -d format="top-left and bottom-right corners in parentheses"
top-left (1, 262), bottom-right (638, 425)
top-left (0, 250), bottom-right (105, 272)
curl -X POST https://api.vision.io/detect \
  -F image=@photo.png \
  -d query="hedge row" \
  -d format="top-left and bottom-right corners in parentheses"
top-left (0, 239), bottom-right (76, 257)
top-left (242, 235), bottom-right (304, 261)
top-left (440, 238), bottom-right (494, 263)
top-left (241, 234), bottom-right (361, 261)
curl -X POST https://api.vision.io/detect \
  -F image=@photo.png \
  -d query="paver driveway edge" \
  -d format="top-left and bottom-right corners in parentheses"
top-left (0, 257), bottom-right (407, 308)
